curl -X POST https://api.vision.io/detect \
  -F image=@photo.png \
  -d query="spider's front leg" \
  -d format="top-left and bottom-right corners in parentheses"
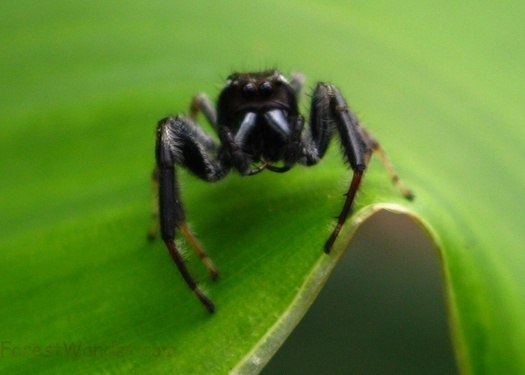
top-left (154, 115), bottom-right (228, 313)
top-left (305, 83), bottom-right (413, 253)
top-left (304, 83), bottom-right (368, 253)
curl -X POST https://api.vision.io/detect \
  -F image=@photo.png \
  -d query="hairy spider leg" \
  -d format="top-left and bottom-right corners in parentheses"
top-left (289, 72), bottom-right (306, 98)
top-left (149, 162), bottom-right (219, 280)
top-left (358, 128), bottom-right (415, 200)
top-left (148, 167), bottom-right (160, 240)
top-left (304, 83), bottom-right (413, 252)
top-left (150, 162), bottom-right (219, 279)
top-left (155, 116), bottom-right (228, 312)
top-left (302, 83), bottom-right (369, 253)
top-left (324, 170), bottom-right (364, 252)
top-left (189, 93), bottom-right (218, 130)
top-left (178, 222), bottom-right (219, 280)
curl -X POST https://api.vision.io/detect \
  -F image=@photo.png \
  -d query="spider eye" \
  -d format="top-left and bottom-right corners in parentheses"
top-left (242, 83), bottom-right (257, 97)
top-left (259, 81), bottom-right (273, 96)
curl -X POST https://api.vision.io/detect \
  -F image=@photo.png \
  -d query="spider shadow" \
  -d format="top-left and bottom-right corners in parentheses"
top-left (179, 166), bottom-right (344, 262)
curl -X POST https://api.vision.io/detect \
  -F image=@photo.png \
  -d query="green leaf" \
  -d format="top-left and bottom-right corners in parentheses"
top-left (1, 1), bottom-right (524, 374)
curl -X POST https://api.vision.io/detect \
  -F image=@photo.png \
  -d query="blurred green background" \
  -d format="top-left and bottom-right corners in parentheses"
top-left (2, 0), bottom-right (524, 374)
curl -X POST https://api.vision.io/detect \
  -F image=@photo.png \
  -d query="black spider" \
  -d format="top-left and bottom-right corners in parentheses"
top-left (148, 70), bottom-right (413, 313)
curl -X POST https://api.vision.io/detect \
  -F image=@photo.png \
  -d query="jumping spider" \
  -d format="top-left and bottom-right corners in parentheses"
top-left (149, 70), bottom-right (413, 313)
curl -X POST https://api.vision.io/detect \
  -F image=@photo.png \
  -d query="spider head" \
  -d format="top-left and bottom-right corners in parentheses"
top-left (216, 70), bottom-right (301, 170)
top-left (217, 70), bottom-right (299, 126)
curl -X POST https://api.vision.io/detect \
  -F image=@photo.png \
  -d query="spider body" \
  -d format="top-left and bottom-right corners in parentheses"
top-left (149, 70), bottom-right (413, 313)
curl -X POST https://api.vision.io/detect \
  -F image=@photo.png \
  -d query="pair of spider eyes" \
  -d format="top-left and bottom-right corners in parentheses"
top-left (242, 81), bottom-right (273, 97)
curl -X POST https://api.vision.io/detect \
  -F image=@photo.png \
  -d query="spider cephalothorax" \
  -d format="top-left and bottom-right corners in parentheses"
top-left (148, 70), bottom-right (413, 312)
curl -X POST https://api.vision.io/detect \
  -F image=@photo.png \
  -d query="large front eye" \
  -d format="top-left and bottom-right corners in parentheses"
top-left (259, 81), bottom-right (273, 96)
top-left (242, 82), bottom-right (256, 97)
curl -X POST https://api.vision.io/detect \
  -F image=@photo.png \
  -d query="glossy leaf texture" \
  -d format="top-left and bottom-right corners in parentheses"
top-left (1, 1), bottom-right (524, 374)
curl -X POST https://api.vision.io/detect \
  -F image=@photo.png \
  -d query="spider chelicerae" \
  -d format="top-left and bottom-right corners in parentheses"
top-left (148, 70), bottom-right (413, 312)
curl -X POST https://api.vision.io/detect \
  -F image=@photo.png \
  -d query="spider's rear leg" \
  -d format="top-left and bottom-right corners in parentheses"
top-left (289, 72), bottom-right (306, 98)
top-left (155, 115), bottom-right (228, 312)
top-left (359, 128), bottom-right (415, 200)
top-left (178, 222), bottom-right (219, 280)
top-left (189, 93), bottom-right (218, 129)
